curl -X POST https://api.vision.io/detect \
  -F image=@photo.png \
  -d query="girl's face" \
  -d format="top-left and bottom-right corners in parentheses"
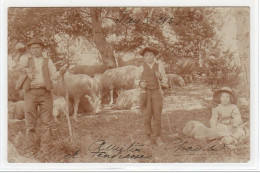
top-left (220, 92), bottom-right (231, 105)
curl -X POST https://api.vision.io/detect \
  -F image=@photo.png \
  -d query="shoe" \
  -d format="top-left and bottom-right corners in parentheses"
top-left (155, 137), bottom-right (164, 146)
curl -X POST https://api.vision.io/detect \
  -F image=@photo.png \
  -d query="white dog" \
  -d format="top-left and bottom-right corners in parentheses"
top-left (53, 96), bottom-right (68, 122)
top-left (183, 120), bottom-right (220, 140)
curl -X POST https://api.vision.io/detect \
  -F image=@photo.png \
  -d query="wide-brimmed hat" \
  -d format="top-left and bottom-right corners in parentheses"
top-left (140, 46), bottom-right (159, 56)
top-left (26, 37), bottom-right (45, 47)
top-left (213, 86), bottom-right (237, 104)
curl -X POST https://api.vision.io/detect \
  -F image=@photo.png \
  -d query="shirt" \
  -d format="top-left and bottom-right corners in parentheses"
top-left (18, 53), bottom-right (58, 88)
top-left (136, 61), bottom-right (168, 87)
top-left (210, 104), bottom-right (242, 128)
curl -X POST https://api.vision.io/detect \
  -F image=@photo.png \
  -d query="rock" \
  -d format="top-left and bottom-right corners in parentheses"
top-left (116, 89), bottom-right (140, 110)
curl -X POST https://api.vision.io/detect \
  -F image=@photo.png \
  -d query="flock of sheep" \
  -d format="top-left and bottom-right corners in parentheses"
top-left (8, 45), bottom-right (192, 123)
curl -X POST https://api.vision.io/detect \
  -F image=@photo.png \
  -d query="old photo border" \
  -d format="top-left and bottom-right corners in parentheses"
top-left (0, 0), bottom-right (259, 171)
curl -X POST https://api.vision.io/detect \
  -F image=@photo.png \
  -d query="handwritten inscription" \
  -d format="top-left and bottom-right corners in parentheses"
top-left (88, 140), bottom-right (152, 160)
top-left (114, 10), bottom-right (187, 25)
top-left (165, 138), bottom-right (226, 156)
top-left (64, 150), bottom-right (80, 159)
top-left (65, 138), bottom-right (227, 160)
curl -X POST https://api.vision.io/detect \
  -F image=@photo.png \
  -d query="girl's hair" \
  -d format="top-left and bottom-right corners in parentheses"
top-left (215, 91), bottom-right (234, 104)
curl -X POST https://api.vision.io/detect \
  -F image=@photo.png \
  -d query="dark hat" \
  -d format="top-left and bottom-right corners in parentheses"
top-left (26, 37), bottom-right (45, 47)
top-left (140, 46), bottom-right (159, 56)
top-left (213, 86), bottom-right (237, 104)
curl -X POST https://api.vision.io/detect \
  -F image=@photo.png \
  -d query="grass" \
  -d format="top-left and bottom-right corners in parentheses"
top-left (8, 81), bottom-right (250, 163)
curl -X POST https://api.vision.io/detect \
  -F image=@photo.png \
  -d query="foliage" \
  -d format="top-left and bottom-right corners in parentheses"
top-left (8, 8), bottom-right (83, 70)
top-left (8, 7), bottom-right (243, 87)
top-left (162, 8), bottom-right (215, 71)
top-left (203, 50), bottom-right (241, 88)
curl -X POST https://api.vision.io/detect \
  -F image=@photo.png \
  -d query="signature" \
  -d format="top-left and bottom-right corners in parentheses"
top-left (88, 140), bottom-right (152, 160)
top-left (65, 138), bottom-right (226, 159)
top-left (165, 138), bottom-right (226, 156)
top-left (64, 150), bottom-right (80, 159)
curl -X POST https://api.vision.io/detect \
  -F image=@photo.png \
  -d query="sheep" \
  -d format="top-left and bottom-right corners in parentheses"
top-left (101, 65), bottom-right (142, 105)
top-left (167, 73), bottom-right (185, 90)
top-left (70, 64), bottom-right (108, 78)
top-left (115, 55), bottom-right (144, 67)
top-left (176, 58), bottom-right (198, 83)
top-left (52, 71), bottom-right (102, 121)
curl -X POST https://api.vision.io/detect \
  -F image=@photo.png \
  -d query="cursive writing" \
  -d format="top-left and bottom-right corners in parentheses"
top-left (114, 10), bottom-right (188, 26)
top-left (165, 138), bottom-right (226, 156)
top-left (88, 140), bottom-right (152, 160)
top-left (64, 150), bottom-right (80, 159)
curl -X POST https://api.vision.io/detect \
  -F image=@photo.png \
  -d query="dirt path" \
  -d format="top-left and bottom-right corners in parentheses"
top-left (8, 82), bottom-right (249, 163)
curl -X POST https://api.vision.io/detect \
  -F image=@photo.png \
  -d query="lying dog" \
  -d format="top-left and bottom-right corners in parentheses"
top-left (53, 96), bottom-right (68, 123)
top-left (182, 120), bottom-right (220, 140)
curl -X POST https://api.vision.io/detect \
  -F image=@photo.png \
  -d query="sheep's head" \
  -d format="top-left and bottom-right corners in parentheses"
top-left (84, 93), bottom-right (102, 114)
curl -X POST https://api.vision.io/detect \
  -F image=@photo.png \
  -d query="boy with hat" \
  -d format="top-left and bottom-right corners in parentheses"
top-left (16, 37), bottom-right (58, 151)
top-left (210, 86), bottom-right (246, 145)
top-left (138, 46), bottom-right (168, 146)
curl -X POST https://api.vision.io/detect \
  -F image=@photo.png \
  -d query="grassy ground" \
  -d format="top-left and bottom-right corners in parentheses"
top-left (8, 81), bottom-right (250, 163)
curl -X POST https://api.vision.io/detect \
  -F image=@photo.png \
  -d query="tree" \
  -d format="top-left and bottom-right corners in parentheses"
top-left (8, 7), bottom-right (245, 88)
top-left (167, 8), bottom-right (215, 63)
top-left (233, 8), bottom-right (250, 100)
top-left (8, 8), bottom-right (116, 68)
top-left (90, 8), bottom-right (116, 68)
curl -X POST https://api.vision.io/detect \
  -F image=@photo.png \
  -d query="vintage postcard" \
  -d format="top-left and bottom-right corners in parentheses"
top-left (1, 0), bottom-right (259, 171)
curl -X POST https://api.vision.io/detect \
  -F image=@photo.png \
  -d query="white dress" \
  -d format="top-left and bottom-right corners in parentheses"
top-left (210, 104), bottom-right (245, 140)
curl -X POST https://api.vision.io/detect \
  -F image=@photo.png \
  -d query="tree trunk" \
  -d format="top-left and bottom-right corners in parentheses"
top-left (90, 8), bottom-right (116, 68)
top-left (233, 8), bottom-right (250, 100)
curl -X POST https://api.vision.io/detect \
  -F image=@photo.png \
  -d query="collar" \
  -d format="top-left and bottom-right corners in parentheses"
top-left (146, 62), bottom-right (155, 69)
top-left (219, 103), bottom-right (232, 107)
top-left (33, 56), bottom-right (43, 60)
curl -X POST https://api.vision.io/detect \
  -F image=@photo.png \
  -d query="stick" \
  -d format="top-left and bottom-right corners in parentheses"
top-left (61, 70), bottom-right (73, 143)
top-left (65, 90), bottom-right (73, 143)
top-left (165, 110), bottom-right (174, 137)
top-left (157, 76), bottom-right (174, 137)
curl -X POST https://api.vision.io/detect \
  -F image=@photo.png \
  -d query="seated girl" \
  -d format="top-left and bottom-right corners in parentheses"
top-left (210, 87), bottom-right (247, 145)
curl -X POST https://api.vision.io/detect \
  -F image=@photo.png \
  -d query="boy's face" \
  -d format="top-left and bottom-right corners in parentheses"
top-left (144, 51), bottom-right (155, 64)
top-left (220, 92), bottom-right (231, 105)
top-left (30, 44), bottom-right (43, 57)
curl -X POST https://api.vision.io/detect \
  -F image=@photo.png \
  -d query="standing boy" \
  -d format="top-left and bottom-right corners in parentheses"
top-left (139, 46), bottom-right (168, 146)
top-left (16, 37), bottom-right (58, 151)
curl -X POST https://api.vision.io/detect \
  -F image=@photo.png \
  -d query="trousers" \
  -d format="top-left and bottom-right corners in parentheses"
top-left (140, 88), bottom-right (163, 136)
top-left (24, 88), bottom-right (53, 146)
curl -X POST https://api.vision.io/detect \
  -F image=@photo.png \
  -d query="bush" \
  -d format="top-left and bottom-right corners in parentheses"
top-left (203, 51), bottom-right (241, 88)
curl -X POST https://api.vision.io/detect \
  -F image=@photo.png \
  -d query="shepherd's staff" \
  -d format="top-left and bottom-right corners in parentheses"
top-left (155, 71), bottom-right (175, 138)
top-left (60, 66), bottom-right (73, 143)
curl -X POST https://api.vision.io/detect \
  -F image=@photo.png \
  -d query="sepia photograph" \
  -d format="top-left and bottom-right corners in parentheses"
top-left (5, 6), bottom-right (253, 166)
